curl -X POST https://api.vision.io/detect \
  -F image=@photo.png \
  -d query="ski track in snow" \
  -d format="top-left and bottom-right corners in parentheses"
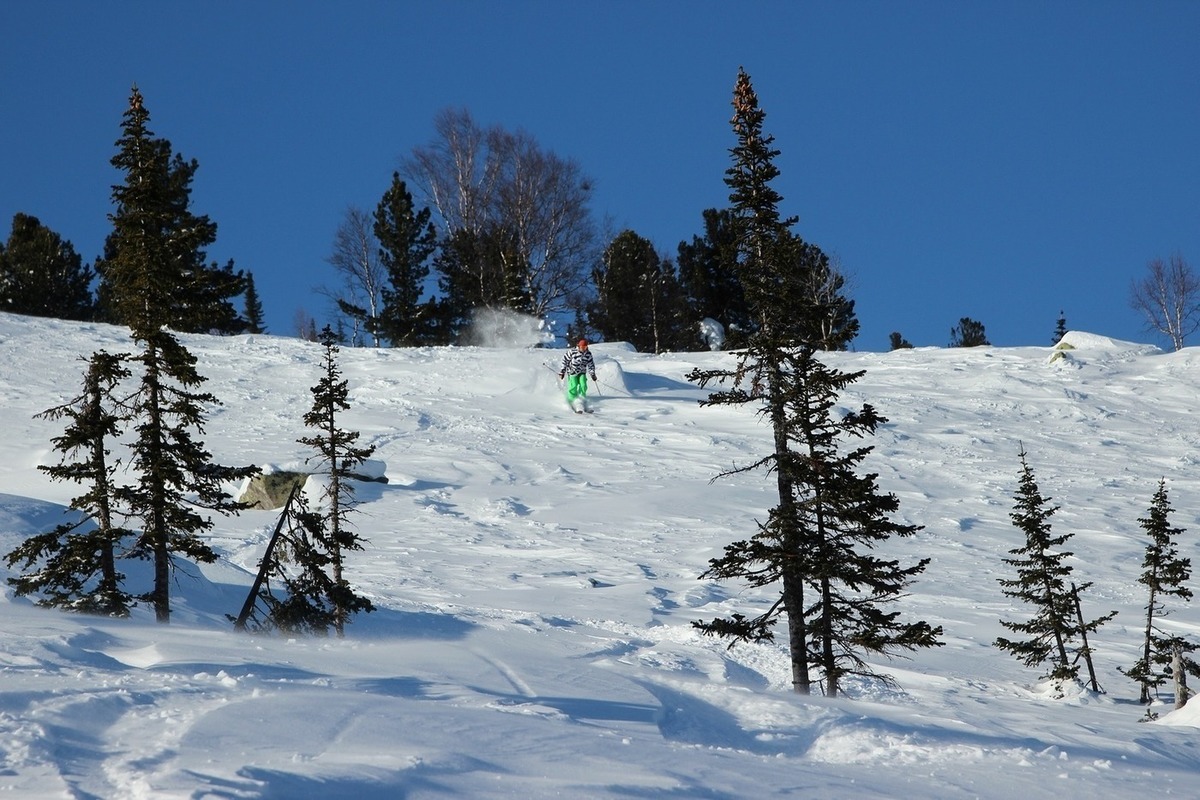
top-left (1, 316), bottom-right (1200, 796)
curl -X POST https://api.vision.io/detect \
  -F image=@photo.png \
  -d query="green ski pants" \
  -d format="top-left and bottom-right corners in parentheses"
top-left (565, 373), bottom-right (589, 403)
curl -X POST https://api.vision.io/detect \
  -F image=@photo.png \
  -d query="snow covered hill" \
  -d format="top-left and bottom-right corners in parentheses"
top-left (0, 312), bottom-right (1198, 798)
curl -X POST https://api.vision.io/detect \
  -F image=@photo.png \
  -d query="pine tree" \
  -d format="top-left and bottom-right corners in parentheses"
top-left (295, 326), bottom-right (376, 636)
top-left (0, 213), bottom-right (96, 320)
top-left (1053, 311), bottom-right (1067, 345)
top-left (243, 271), bottom-right (266, 334)
top-left (5, 351), bottom-right (133, 615)
top-left (995, 448), bottom-right (1116, 689)
top-left (182, 258), bottom-right (247, 335)
top-left (589, 230), bottom-right (693, 353)
top-left (122, 330), bottom-right (255, 622)
top-left (235, 483), bottom-right (344, 636)
top-left (949, 317), bottom-right (990, 347)
top-left (677, 208), bottom-right (747, 348)
top-left (889, 332), bottom-right (914, 350)
top-left (1122, 479), bottom-right (1197, 705)
top-left (97, 87), bottom-right (255, 622)
top-left (778, 233), bottom-right (858, 351)
top-left (95, 86), bottom-right (246, 334)
top-left (433, 226), bottom-right (531, 342)
top-left (232, 326), bottom-right (381, 637)
top-left (690, 68), bottom-right (939, 695)
top-left (374, 172), bottom-right (438, 346)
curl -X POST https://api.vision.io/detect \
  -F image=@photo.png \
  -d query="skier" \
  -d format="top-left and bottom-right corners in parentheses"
top-left (558, 338), bottom-right (598, 413)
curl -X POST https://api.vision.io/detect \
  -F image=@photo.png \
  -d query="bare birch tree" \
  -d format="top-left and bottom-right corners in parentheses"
top-left (402, 108), bottom-right (597, 318)
top-left (1130, 254), bottom-right (1200, 351)
top-left (325, 206), bottom-right (385, 346)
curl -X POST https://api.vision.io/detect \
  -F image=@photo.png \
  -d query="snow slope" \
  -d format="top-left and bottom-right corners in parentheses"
top-left (0, 312), bottom-right (1198, 798)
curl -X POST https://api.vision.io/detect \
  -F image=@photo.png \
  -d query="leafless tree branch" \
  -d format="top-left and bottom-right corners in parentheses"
top-left (1130, 254), bottom-right (1200, 351)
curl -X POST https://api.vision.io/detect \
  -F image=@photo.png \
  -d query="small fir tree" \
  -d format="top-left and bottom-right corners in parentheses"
top-left (233, 482), bottom-right (345, 635)
top-left (889, 332), bottom-right (914, 350)
top-left (1052, 311), bottom-right (1067, 345)
top-left (294, 326), bottom-right (376, 636)
top-left (995, 448), bottom-right (1116, 690)
top-left (122, 330), bottom-right (256, 622)
top-left (696, 349), bottom-right (942, 695)
top-left (949, 317), bottom-right (990, 347)
top-left (1122, 479), bottom-right (1197, 705)
top-left (6, 351), bottom-right (133, 615)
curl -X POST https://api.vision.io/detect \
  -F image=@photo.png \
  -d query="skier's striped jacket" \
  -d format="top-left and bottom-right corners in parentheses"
top-left (560, 347), bottom-right (596, 377)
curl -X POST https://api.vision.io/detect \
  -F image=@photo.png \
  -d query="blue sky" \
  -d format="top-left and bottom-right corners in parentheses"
top-left (3, 1), bottom-right (1197, 350)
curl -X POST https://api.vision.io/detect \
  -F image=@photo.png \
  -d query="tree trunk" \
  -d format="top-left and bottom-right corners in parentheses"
top-left (329, 430), bottom-right (347, 638)
top-left (782, 568), bottom-right (810, 694)
top-left (1043, 580), bottom-right (1070, 680)
top-left (87, 370), bottom-right (121, 605)
top-left (1140, 583), bottom-right (1157, 703)
top-left (234, 485), bottom-right (299, 631)
top-left (1071, 583), bottom-right (1101, 693)
top-left (1173, 644), bottom-right (1189, 710)
top-left (821, 576), bottom-right (838, 696)
top-left (146, 348), bottom-right (171, 624)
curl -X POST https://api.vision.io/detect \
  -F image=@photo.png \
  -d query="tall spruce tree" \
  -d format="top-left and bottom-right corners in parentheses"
top-left (0, 213), bottom-right (96, 321)
top-left (5, 351), bottom-right (133, 615)
top-left (243, 271), bottom-right (266, 334)
top-left (690, 68), bottom-right (939, 696)
top-left (95, 87), bottom-right (246, 334)
top-left (100, 87), bottom-right (255, 622)
top-left (995, 448), bottom-right (1116, 689)
top-left (589, 230), bottom-right (693, 353)
top-left (373, 172), bottom-right (439, 346)
top-left (1122, 479), bottom-right (1197, 704)
top-left (295, 326), bottom-right (376, 636)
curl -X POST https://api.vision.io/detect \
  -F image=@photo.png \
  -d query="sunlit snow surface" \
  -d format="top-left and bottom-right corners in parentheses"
top-left (0, 313), bottom-right (1198, 798)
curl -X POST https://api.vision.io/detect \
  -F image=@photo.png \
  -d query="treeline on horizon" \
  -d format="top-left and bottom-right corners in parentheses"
top-left (0, 84), bottom-right (1008, 353)
top-left (1, 83), bottom-right (1194, 355)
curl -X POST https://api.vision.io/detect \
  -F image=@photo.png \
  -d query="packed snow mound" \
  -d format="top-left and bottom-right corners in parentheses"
top-left (591, 343), bottom-right (632, 395)
top-left (1057, 330), bottom-right (1162, 356)
top-left (1157, 698), bottom-right (1200, 727)
top-left (1048, 331), bottom-right (1162, 368)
